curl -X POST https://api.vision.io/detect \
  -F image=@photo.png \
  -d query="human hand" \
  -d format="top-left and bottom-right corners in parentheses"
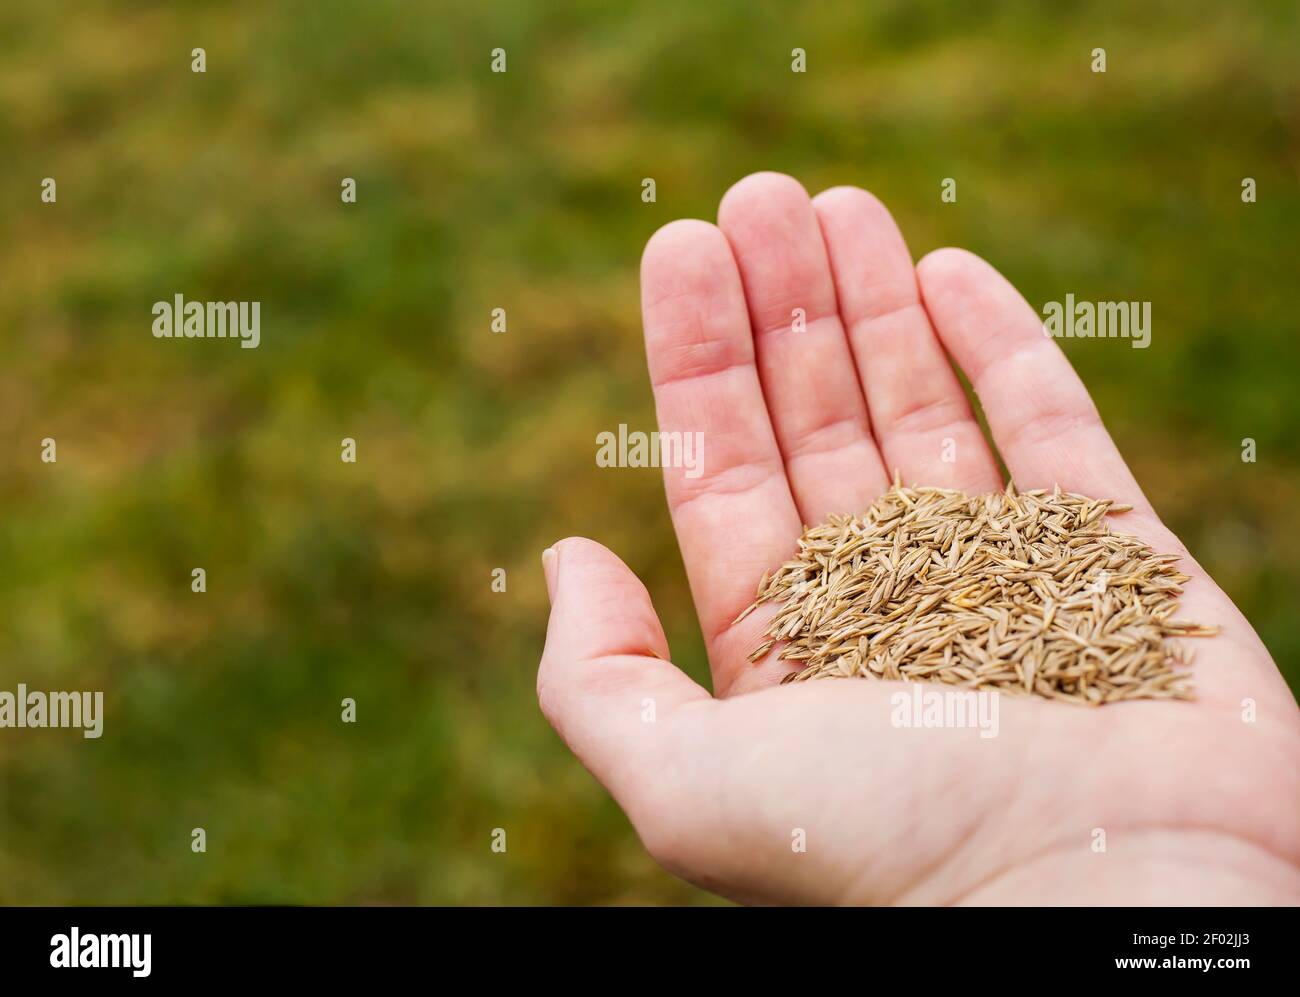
top-left (537, 172), bottom-right (1300, 905)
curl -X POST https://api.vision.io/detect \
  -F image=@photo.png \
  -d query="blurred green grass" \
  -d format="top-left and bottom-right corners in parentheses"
top-left (0, 0), bottom-right (1297, 903)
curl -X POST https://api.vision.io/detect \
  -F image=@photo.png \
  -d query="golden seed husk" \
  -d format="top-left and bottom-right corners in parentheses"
top-left (741, 481), bottom-right (1217, 705)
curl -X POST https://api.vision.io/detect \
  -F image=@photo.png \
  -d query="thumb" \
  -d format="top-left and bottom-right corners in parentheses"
top-left (537, 537), bottom-right (711, 807)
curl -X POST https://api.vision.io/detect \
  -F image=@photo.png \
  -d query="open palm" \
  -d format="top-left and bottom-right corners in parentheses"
top-left (538, 173), bottom-right (1300, 905)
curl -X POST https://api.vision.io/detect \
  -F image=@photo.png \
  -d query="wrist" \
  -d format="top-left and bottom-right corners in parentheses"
top-left (950, 828), bottom-right (1300, 906)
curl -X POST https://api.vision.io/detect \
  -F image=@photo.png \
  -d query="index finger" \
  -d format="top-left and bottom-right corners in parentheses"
top-left (642, 219), bottom-right (803, 695)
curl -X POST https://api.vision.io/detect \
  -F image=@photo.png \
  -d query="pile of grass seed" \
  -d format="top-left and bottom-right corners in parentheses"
top-left (739, 483), bottom-right (1217, 705)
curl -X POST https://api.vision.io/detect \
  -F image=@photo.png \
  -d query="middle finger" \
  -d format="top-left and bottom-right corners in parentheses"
top-left (718, 172), bottom-right (889, 523)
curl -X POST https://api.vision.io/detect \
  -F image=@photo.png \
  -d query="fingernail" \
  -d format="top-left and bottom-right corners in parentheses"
top-left (542, 546), bottom-right (559, 602)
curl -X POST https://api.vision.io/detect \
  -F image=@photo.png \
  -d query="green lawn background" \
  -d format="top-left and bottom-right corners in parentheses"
top-left (0, 0), bottom-right (1296, 903)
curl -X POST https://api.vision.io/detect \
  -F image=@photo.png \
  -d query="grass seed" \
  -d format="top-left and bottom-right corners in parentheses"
top-left (741, 482), bottom-right (1217, 705)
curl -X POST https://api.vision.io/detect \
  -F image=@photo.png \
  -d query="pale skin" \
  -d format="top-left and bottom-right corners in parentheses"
top-left (537, 172), bottom-right (1300, 905)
